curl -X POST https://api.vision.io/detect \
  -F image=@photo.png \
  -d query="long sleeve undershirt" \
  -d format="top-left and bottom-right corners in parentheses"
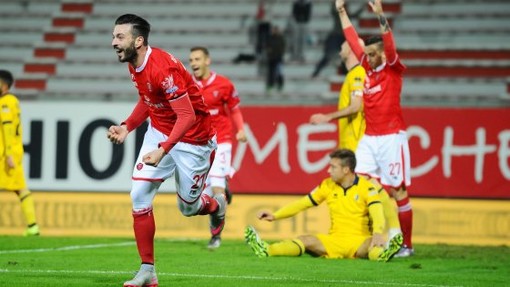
top-left (159, 95), bottom-right (196, 153)
top-left (230, 107), bottom-right (245, 131)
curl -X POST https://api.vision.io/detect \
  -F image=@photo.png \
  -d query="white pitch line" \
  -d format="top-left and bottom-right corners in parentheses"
top-left (0, 269), bottom-right (464, 287)
top-left (0, 241), bottom-right (135, 254)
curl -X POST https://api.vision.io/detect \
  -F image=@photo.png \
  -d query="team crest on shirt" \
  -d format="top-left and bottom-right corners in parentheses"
top-left (147, 82), bottom-right (153, 92)
top-left (136, 162), bottom-right (144, 170)
top-left (213, 90), bottom-right (219, 97)
top-left (161, 75), bottom-right (178, 94)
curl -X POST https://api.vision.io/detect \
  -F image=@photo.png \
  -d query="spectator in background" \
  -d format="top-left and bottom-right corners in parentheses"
top-left (0, 70), bottom-right (40, 237)
top-left (290, 0), bottom-right (312, 62)
top-left (255, 0), bottom-right (271, 60)
top-left (311, 2), bottom-right (364, 78)
top-left (337, 0), bottom-right (414, 257)
top-left (108, 14), bottom-right (223, 287)
top-left (245, 149), bottom-right (402, 262)
top-left (266, 25), bottom-right (286, 94)
top-left (189, 46), bottom-right (248, 249)
top-left (232, 0), bottom-right (272, 69)
top-left (310, 30), bottom-right (344, 79)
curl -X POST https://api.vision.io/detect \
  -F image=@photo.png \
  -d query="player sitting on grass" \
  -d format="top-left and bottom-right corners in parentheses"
top-left (245, 149), bottom-right (402, 262)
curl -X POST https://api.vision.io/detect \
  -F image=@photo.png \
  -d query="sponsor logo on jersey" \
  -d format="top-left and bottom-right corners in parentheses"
top-left (162, 75), bottom-right (179, 95)
top-left (143, 94), bottom-right (164, 108)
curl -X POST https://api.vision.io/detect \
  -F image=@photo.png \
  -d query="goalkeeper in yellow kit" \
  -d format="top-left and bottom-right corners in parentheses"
top-left (0, 70), bottom-right (40, 236)
top-left (245, 149), bottom-right (402, 261)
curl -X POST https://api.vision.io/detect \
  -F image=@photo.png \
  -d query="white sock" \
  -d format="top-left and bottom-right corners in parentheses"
top-left (141, 263), bottom-right (155, 272)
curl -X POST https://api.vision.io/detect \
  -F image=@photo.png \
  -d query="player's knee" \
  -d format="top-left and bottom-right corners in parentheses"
top-left (17, 189), bottom-right (31, 198)
top-left (130, 181), bottom-right (157, 210)
top-left (390, 187), bottom-right (408, 200)
top-left (177, 199), bottom-right (201, 217)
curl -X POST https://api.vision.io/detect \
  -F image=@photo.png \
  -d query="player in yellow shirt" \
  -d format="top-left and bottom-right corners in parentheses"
top-left (245, 149), bottom-right (402, 261)
top-left (310, 40), bottom-right (365, 151)
top-left (0, 70), bottom-right (40, 236)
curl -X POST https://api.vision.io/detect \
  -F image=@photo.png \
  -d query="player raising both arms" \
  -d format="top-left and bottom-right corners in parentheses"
top-left (108, 14), bottom-right (224, 287)
top-left (336, 0), bottom-right (414, 257)
top-left (189, 46), bottom-right (247, 249)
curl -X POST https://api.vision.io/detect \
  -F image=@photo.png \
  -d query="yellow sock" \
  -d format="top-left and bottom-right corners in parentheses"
top-left (18, 189), bottom-right (37, 226)
top-left (368, 246), bottom-right (384, 261)
top-left (268, 239), bottom-right (305, 257)
top-left (379, 188), bottom-right (401, 232)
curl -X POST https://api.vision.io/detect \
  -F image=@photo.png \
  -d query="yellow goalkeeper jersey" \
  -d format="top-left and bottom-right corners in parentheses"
top-left (0, 93), bottom-right (23, 157)
top-left (338, 65), bottom-right (366, 151)
top-left (310, 176), bottom-right (382, 237)
top-left (273, 176), bottom-right (383, 237)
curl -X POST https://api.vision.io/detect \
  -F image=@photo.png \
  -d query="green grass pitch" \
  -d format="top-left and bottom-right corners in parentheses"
top-left (0, 236), bottom-right (508, 287)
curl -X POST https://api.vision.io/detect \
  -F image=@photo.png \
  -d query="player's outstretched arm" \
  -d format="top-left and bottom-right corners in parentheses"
top-left (310, 95), bottom-right (362, 124)
top-left (309, 113), bottom-right (331, 124)
top-left (369, 0), bottom-right (390, 33)
top-left (369, 0), bottom-right (399, 64)
top-left (336, 0), bottom-right (352, 30)
top-left (338, 0), bottom-right (365, 61)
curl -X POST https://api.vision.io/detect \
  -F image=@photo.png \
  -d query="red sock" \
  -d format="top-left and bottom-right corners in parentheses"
top-left (198, 194), bottom-right (218, 215)
top-left (396, 196), bottom-right (413, 248)
top-left (132, 207), bottom-right (155, 264)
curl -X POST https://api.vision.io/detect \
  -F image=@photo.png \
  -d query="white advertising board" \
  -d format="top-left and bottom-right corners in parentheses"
top-left (22, 102), bottom-right (176, 192)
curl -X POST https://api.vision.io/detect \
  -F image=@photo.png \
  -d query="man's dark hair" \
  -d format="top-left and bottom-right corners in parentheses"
top-left (190, 46), bottom-right (210, 56)
top-left (0, 70), bottom-right (14, 89)
top-left (365, 35), bottom-right (383, 50)
top-left (329, 148), bottom-right (356, 172)
top-left (115, 14), bottom-right (151, 45)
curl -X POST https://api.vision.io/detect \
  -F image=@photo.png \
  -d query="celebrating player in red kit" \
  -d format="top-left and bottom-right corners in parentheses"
top-left (107, 14), bottom-right (225, 287)
top-left (336, 0), bottom-right (414, 257)
top-left (189, 46), bottom-right (247, 249)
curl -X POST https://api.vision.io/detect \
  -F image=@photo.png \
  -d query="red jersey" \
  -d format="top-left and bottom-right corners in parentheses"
top-left (126, 47), bottom-right (214, 145)
top-left (194, 72), bottom-right (240, 144)
top-left (344, 27), bottom-right (406, 135)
